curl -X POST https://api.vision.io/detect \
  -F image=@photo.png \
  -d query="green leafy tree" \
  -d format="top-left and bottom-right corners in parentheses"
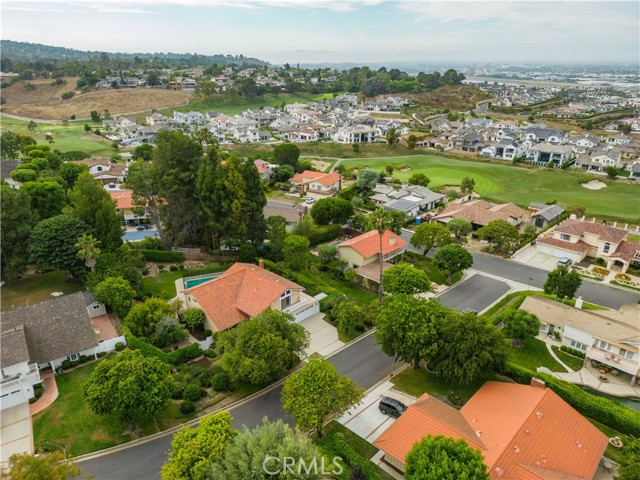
top-left (616, 436), bottom-right (640, 480)
top-left (11, 168), bottom-right (38, 183)
top-left (408, 134), bottom-right (417, 150)
top-left (317, 244), bottom-right (337, 263)
top-left (386, 128), bottom-right (400, 147)
top-left (433, 244), bottom-right (473, 283)
top-left (75, 234), bottom-right (101, 270)
top-left (385, 164), bottom-right (394, 177)
top-left (65, 172), bottom-right (123, 251)
top-left (543, 266), bottom-right (583, 301)
top-left (83, 350), bottom-right (175, 423)
top-left (281, 357), bottom-right (363, 437)
top-left (446, 219), bottom-right (473, 241)
top-left (132, 143), bottom-right (154, 161)
top-left (3, 451), bottom-right (90, 480)
top-left (59, 162), bottom-right (88, 189)
top-left (21, 180), bottom-right (67, 219)
top-left (94, 276), bottom-right (136, 319)
top-left (85, 249), bottom-right (142, 289)
top-left (272, 143), bottom-right (300, 170)
top-left (195, 149), bottom-right (224, 249)
top-left (28, 215), bottom-right (90, 276)
top-left (90, 110), bottom-right (101, 122)
top-left (1, 185), bottom-right (39, 280)
top-left (604, 166), bottom-right (620, 179)
top-left (310, 197), bottom-right (354, 226)
top-left (408, 173), bottom-right (430, 187)
top-left (272, 164), bottom-right (295, 182)
top-left (241, 158), bottom-right (267, 244)
top-left (411, 222), bottom-right (452, 256)
top-left (405, 435), bottom-right (490, 480)
top-left (217, 309), bottom-right (309, 385)
top-left (265, 215), bottom-right (288, 262)
top-left (124, 297), bottom-right (174, 338)
top-left (209, 417), bottom-right (321, 480)
top-left (149, 316), bottom-right (188, 348)
top-left (182, 308), bottom-right (205, 331)
top-left (497, 309), bottom-right (540, 340)
top-left (433, 311), bottom-right (508, 385)
top-left (477, 220), bottom-right (519, 254)
top-left (376, 295), bottom-right (446, 369)
top-left (162, 412), bottom-right (236, 480)
top-left (356, 168), bottom-right (379, 191)
top-left (27, 120), bottom-right (38, 132)
top-left (333, 300), bottom-right (364, 336)
top-left (460, 176), bottom-right (476, 195)
top-left (283, 234), bottom-right (310, 271)
top-left (382, 263), bottom-right (431, 295)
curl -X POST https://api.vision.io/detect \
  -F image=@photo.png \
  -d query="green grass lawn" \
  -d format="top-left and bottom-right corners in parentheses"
top-left (404, 251), bottom-right (463, 285)
top-left (162, 92), bottom-right (336, 117)
top-left (391, 367), bottom-right (506, 404)
top-left (482, 291), bottom-right (607, 321)
top-left (140, 264), bottom-right (231, 299)
top-left (508, 337), bottom-right (566, 372)
top-left (0, 115), bottom-right (113, 156)
top-left (588, 419), bottom-right (630, 465)
top-left (552, 346), bottom-right (585, 371)
top-left (1, 270), bottom-right (84, 311)
top-left (339, 155), bottom-right (640, 222)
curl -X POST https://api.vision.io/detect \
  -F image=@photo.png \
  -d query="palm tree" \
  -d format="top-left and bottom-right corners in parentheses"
top-left (76, 234), bottom-right (102, 270)
top-left (371, 208), bottom-right (391, 305)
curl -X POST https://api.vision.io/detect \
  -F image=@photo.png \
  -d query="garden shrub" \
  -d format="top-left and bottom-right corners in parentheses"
top-left (316, 432), bottom-right (383, 480)
top-left (96, 352), bottom-right (107, 358)
top-left (210, 372), bottom-right (231, 391)
top-left (171, 384), bottom-right (184, 400)
top-left (34, 387), bottom-right (44, 398)
top-left (559, 345), bottom-right (586, 359)
top-left (182, 383), bottom-right (203, 402)
top-left (169, 265), bottom-right (178, 272)
top-left (139, 250), bottom-right (185, 262)
top-left (115, 342), bottom-right (125, 352)
top-left (61, 360), bottom-right (71, 369)
top-left (179, 400), bottom-right (196, 415)
top-left (307, 224), bottom-right (342, 247)
top-left (79, 355), bottom-right (88, 363)
top-left (70, 360), bottom-right (80, 367)
top-left (203, 349), bottom-right (216, 358)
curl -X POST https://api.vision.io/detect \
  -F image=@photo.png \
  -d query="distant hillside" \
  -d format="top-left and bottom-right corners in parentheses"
top-left (408, 85), bottom-right (494, 111)
top-left (0, 40), bottom-right (269, 67)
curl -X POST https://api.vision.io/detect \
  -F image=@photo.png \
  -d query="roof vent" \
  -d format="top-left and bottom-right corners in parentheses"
top-left (476, 430), bottom-right (482, 437)
top-left (536, 411), bottom-right (544, 419)
top-left (389, 237), bottom-right (396, 245)
top-left (576, 441), bottom-right (582, 448)
top-left (514, 446), bottom-right (520, 453)
top-left (494, 467), bottom-right (504, 477)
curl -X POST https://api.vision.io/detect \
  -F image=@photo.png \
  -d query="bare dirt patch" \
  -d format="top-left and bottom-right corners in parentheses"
top-left (581, 179), bottom-right (607, 190)
top-left (1, 77), bottom-right (79, 105)
top-left (399, 166), bottom-right (413, 172)
top-left (310, 159), bottom-right (330, 171)
top-left (2, 82), bottom-right (194, 120)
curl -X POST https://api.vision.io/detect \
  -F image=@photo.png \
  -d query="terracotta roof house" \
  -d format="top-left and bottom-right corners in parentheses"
top-left (182, 262), bottom-right (320, 332)
top-left (433, 199), bottom-right (528, 228)
top-left (336, 230), bottom-right (407, 282)
top-left (109, 189), bottom-right (149, 225)
top-left (536, 218), bottom-right (640, 273)
top-left (374, 382), bottom-right (608, 479)
top-left (521, 296), bottom-right (640, 385)
top-left (290, 170), bottom-right (343, 196)
top-left (0, 293), bottom-right (125, 411)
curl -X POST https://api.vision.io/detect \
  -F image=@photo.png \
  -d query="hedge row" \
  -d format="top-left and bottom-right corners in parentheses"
top-left (307, 224), bottom-right (341, 247)
top-left (139, 250), bottom-right (185, 262)
top-left (124, 329), bottom-right (202, 365)
top-left (502, 362), bottom-right (640, 436)
top-left (559, 345), bottom-right (586, 359)
top-left (316, 432), bottom-right (383, 480)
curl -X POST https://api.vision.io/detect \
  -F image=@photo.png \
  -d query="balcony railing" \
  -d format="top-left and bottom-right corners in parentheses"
top-left (0, 364), bottom-right (40, 391)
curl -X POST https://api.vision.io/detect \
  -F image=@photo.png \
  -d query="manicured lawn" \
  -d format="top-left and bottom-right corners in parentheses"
top-left (391, 367), bottom-right (507, 404)
top-left (288, 267), bottom-right (378, 306)
top-left (552, 346), bottom-right (585, 371)
top-left (1, 270), bottom-right (84, 311)
top-left (508, 337), bottom-right (566, 372)
top-left (0, 115), bottom-right (113, 156)
top-left (588, 419), bottom-right (630, 465)
top-left (162, 92), bottom-right (336, 117)
top-left (340, 155), bottom-right (640, 222)
top-left (404, 251), bottom-right (463, 285)
top-left (139, 264), bottom-right (231, 299)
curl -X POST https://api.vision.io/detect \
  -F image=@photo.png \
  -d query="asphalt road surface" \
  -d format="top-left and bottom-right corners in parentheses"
top-left (437, 274), bottom-right (511, 313)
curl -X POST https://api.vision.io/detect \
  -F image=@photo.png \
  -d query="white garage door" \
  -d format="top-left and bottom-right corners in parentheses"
top-left (538, 245), bottom-right (582, 262)
top-left (293, 301), bottom-right (320, 323)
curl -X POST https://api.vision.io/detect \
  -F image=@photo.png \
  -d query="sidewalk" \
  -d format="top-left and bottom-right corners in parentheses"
top-left (538, 366), bottom-right (640, 398)
top-left (29, 371), bottom-right (58, 416)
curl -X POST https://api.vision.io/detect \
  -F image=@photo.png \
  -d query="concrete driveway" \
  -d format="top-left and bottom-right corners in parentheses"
top-left (1, 403), bottom-right (33, 468)
top-left (339, 381), bottom-right (416, 443)
top-left (299, 313), bottom-right (345, 357)
top-left (512, 245), bottom-right (560, 271)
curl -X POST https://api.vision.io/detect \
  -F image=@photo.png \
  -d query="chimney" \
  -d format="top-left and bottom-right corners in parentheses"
top-left (389, 237), bottom-right (396, 246)
top-left (258, 259), bottom-right (264, 269)
top-left (530, 377), bottom-right (546, 389)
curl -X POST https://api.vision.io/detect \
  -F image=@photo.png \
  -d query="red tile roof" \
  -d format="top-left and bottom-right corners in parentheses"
top-left (185, 263), bottom-right (303, 331)
top-left (536, 235), bottom-right (591, 254)
top-left (337, 230), bottom-right (407, 259)
top-left (374, 382), bottom-right (607, 480)
top-left (552, 219), bottom-right (628, 244)
top-left (610, 240), bottom-right (640, 262)
top-left (290, 170), bottom-right (342, 187)
top-left (109, 190), bottom-right (134, 210)
top-left (434, 200), bottom-right (527, 227)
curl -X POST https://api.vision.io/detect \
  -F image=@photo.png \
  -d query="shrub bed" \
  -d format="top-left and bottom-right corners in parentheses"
top-left (139, 250), bottom-right (185, 262)
top-left (124, 329), bottom-right (202, 365)
top-left (307, 224), bottom-right (342, 247)
top-left (559, 345), bottom-right (586, 359)
top-left (316, 432), bottom-right (383, 480)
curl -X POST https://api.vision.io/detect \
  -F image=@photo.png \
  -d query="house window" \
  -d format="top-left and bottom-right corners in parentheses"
top-left (67, 353), bottom-right (79, 362)
top-left (280, 290), bottom-right (292, 310)
top-left (560, 234), bottom-right (571, 241)
top-left (603, 243), bottom-right (611, 253)
top-left (596, 340), bottom-right (612, 351)
top-left (97, 166), bottom-right (103, 172)
top-left (619, 348), bottom-right (634, 359)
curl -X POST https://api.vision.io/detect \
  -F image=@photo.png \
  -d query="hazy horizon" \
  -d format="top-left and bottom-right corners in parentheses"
top-left (2, 1), bottom-right (639, 65)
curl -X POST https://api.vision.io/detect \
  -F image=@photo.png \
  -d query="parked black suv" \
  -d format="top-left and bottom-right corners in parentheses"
top-left (378, 396), bottom-right (407, 418)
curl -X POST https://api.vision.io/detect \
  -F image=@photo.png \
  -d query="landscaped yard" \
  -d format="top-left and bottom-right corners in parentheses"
top-left (404, 251), bottom-right (463, 285)
top-left (552, 346), bottom-right (585, 371)
top-left (508, 337), bottom-right (565, 372)
top-left (139, 264), bottom-right (231, 299)
top-left (339, 155), bottom-right (640, 222)
top-left (391, 366), bottom-right (507, 405)
top-left (588, 419), bottom-right (631, 465)
top-left (1, 270), bottom-right (84, 311)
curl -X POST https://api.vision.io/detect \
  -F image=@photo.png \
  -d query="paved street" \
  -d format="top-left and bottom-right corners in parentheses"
top-left (437, 274), bottom-right (510, 313)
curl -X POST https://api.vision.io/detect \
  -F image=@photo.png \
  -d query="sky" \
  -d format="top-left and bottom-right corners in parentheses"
top-left (2, 0), bottom-right (639, 65)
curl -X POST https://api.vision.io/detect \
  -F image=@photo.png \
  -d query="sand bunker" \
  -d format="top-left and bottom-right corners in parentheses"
top-left (581, 179), bottom-right (607, 190)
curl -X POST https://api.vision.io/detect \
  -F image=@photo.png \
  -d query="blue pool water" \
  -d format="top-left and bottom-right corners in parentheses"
top-left (184, 274), bottom-right (221, 288)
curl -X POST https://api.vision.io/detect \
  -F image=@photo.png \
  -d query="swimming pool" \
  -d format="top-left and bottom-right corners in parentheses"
top-left (184, 274), bottom-right (222, 289)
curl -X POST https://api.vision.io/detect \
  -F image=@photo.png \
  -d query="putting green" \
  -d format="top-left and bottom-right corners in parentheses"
top-left (341, 155), bottom-right (640, 222)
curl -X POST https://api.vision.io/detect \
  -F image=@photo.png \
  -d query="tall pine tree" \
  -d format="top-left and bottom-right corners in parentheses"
top-left (241, 159), bottom-right (267, 245)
